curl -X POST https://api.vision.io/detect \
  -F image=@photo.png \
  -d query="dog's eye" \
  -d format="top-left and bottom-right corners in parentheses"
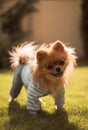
top-left (47, 64), bottom-right (53, 70)
top-left (59, 60), bottom-right (65, 65)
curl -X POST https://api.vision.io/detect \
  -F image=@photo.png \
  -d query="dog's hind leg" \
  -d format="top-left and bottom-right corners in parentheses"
top-left (9, 65), bottom-right (23, 103)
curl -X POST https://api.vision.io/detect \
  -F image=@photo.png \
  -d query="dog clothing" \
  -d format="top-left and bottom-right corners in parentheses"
top-left (10, 64), bottom-right (65, 114)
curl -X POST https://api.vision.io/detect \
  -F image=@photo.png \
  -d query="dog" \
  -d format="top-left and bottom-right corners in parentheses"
top-left (9, 40), bottom-right (76, 114)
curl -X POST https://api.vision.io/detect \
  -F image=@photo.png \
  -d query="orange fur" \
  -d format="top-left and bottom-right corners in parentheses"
top-left (9, 40), bottom-right (77, 94)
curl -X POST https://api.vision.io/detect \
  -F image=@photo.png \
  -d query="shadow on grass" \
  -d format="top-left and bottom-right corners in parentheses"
top-left (5, 101), bottom-right (78, 130)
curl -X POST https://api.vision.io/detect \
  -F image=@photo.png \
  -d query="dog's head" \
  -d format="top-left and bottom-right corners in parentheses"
top-left (36, 41), bottom-right (76, 81)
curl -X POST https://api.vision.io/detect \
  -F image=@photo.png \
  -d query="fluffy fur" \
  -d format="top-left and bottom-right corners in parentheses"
top-left (9, 40), bottom-right (76, 94)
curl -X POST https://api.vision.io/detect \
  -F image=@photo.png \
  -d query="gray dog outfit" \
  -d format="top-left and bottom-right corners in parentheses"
top-left (10, 64), bottom-right (65, 114)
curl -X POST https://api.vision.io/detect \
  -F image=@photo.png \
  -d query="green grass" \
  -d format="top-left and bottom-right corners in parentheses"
top-left (0, 65), bottom-right (88, 130)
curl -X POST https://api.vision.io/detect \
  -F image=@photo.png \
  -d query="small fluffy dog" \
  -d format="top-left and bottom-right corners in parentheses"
top-left (9, 40), bottom-right (76, 114)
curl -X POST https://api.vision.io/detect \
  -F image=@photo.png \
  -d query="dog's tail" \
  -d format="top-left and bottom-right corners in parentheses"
top-left (9, 42), bottom-right (36, 69)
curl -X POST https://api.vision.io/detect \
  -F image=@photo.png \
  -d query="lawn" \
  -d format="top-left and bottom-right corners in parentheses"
top-left (0, 64), bottom-right (88, 130)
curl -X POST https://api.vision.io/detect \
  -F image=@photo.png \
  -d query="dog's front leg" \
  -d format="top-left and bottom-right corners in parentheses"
top-left (27, 84), bottom-right (41, 115)
top-left (54, 86), bottom-right (65, 110)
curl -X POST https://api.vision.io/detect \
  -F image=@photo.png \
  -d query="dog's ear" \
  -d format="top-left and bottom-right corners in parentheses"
top-left (36, 50), bottom-right (47, 61)
top-left (53, 40), bottom-right (65, 51)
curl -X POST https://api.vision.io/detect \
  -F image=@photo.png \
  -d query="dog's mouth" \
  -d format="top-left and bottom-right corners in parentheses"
top-left (50, 71), bottom-right (63, 78)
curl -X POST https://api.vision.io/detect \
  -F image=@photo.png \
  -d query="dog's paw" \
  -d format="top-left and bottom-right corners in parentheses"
top-left (29, 110), bottom-right (40, 115)
top-left (8, 97), bottom-right (14, 104)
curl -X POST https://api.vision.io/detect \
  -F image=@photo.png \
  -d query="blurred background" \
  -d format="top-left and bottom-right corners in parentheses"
top-left (0, 0), bottom-right (88, 68)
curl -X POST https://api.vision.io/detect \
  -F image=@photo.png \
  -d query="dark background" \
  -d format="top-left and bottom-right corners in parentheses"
top-left (0, 0), bottom-right (88, 68)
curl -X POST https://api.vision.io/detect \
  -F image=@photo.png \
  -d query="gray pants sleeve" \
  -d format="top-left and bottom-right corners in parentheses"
top-left (27, 83), bottom-right (41, 114)
top-left (10, 65), bottom-right (23, 99)
top-left (54, 86), bottom-right (65, 109)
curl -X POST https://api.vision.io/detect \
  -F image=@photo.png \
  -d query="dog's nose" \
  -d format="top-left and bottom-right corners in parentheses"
top-left (56, 67), bottom-right (61, 73)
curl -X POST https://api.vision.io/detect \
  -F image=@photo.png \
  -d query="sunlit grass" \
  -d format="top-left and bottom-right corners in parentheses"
top-left (0, 65), bottom-right (88, 130)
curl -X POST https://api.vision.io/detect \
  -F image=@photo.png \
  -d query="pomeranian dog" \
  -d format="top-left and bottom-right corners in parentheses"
top-left (9, 40), bottom-right (76, 114)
